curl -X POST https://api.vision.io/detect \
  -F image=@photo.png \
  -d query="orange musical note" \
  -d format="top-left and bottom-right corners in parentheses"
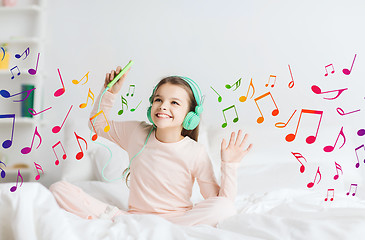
top-left (210, 86), bottom-right (222, 103)
top-left (225, 78), bottom-right (242, 91)
top-left (126, 84), bottom-right (136, 97)
top-left (288, 64), bottom-right (294, 88)
top-left (28, 53), bottom-right (40, 75)
top-left (333, 161), bottom-right (343, 180)
top-left (324, 64), bottom-right (335, 76)
top-left (265, 75), bottom-right (277, 88)
top-left (254, 92), bottom-right (279, 124)
top-left (74, 132), bottom-right (87, 160)
top-left (15, 47), bottom-right (30, 60)
top-left (323, 126), bottom-right (346, 152)
top-left (285, 109), bottom-right (323, 144)
top-left (90, 110), bottom-right (110, 141)
top-left (324, 189), bottom-right (334, 201)
top-left (10, 170), bottom-right (24, 192)
top-left (52, 141), bottom-right (67, 165)
top-left (52, 105), bottom-right (73, 133)
top-left (10, 66), bottom-right (21, 79)
top-left (346, 184), bottom-right (358, 196)
top-left (54, 68), bottom-right (65, 97)
top-left (239, 78), bottom-right (255, 102)
top-left (221, 105), bottom-right (239, 128)
top-left (307, 167), bottom-right (321, 188)
top-left (72, 71), bottom-right (89, 85)
top-left (275, 110), bottom-right (297, 128)
top-left (291, 152), bottom-right (307, 173)
top-left (79, 88), bottom-right (95, 109)
top-left (354, 144), bottom-right (365, 168)
top-left (311, 85), bottom-right (347, 100)
top-left (34, 162), bottom-right (44, 180)
top-left (118, 96), bottom-right (128, 115)
top-left (21, 126), bottom-right (42, 154)
top-left (0, 114), bottom-right (15, 149)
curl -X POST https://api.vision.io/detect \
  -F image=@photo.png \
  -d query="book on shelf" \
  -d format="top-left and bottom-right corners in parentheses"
top-left (21, 84), bottom-right (34, 118)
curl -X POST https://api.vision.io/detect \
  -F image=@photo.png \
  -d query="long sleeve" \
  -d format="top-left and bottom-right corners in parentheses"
top-left (218, 161), bottom-right (240, 201)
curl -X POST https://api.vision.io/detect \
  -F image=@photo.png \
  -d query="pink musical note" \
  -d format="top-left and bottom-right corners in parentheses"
top-left (221, 105), bottom-right (239, 128)
top-left (323, 126), bottom-right (346, 152)
top-left (358, 129), bottom-right (365, 137)
top-left (291, 152), bottom-right (307, 173)
top-left (0, 114), bottom-right (15, 149)
top-left (333, 162), bottom-right (343, 180)
top-left (346, 184), bottom-right (358, 196)
top-left (288, 64), bottom-right (294, 88)
top-left (254, 92), bottom-right (279, 124)
top-left (265, 75), bottom-right (277, 88)
top-left (34, 162), bottom-right (44, 180)
top-left (28, 53), bottom-right (40, 75)
top-left (307, 167), bottom-right (321, 188)
top-left (15, 47), bottom-right (30, 60)
top-left (74, 132), bottom-right (88, 160)
top-left (355, 144), bottom-right (365, 168)
top-left (275, 110), bottom-right (297, 128)
top-left (311, 85), bottom-right (348, 100)
top-left (324, 189), bottom-right (334, 201)
top-left (10, 170), bottom-right (23, 192)
top-left (239, 78), bottom-right (255, 102)
top-left (0, 161), bottom-right (6, 178)
top-left (336, 107), bottom-right (360, 116)
top-left (0, 87), bottom-right (36, 103)
top-left (21, 126), bottom-right (42, 154)
top-left (324, 64), bottom-right (335, 76)
top-left (210, 86), bottom-right (222, 103)
top-left (28, 107), bottom-right (52, 116)
top-left (54, 68), bottom-right (65, 97)
top-left (342, 54), bottom-right (357, 75)
top-left (72, 71), bottom-right (89, 85)
top-left (89, 110), bottom-right (111, 141)
top-left (52, 105), bottom-right (73, 133)
top-left (52, 141), bottom-right (67, 165)
top-left (285, 109), bottom-right (323, 144)
top-left (79, 88), bottom-right (94, 109)
top-left (10, 66), bottom-right (21, 79)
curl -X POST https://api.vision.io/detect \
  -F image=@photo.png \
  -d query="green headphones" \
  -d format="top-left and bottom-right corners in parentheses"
top-left (147, 76), bottom-right (203, 130)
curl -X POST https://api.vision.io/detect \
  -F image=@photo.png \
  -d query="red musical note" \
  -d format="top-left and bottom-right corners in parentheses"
top-left (354, 144), bottom-right (365, 168)
top-left (34, 162), bottom-right (44, 180)
top-left (291, 152), bottom-right (307, 173)
top-left (333, 162), bottom-right (343, 180)
top-left (225, 78), bottom-right (242, 91)
top-left (28, 107), bottom-right (52, 116)
top-left (10, 66), bottom-right (21, 79)
top-left (336, 107), bottom-right (360, 116)
top-left (52, 105), bottom-right (73, 133)
top-left (0, 87), bottom-right (36, 102)
top-left (54, 68), bottom-right (65, 97)
top-left (285, 109), bottom-right (323, 144)
top-left (324, 64), bottom-right (335, 76)
top-left (28, 53), bottom-right (40, 75)
top-left (126, 84), bottom-right (136, 96)
top-left (210, 86), bottom-right (222, 103)
top-left (239, 78), bottom-right (255, 102)
top-left (15, 47), bottom-right (30, 60)
top-left (288, 64), bottom-right (294, 88)
top-left (74, 132), bottom-right (88, 160)
top-left (10, 170), bottom-right (23, 192)
top-left (358, 129), bottom-right (365, 137)
top-left (118, 96), bottom-right (128, 115)
top-left (275, 110), bottom-right (297, 128)
top-left (324, 189), bottom-right (334, 201)
top-left (21, 126), bottom-right (42, 154)
top-left (72, 71), bottom-right (89, 85)
top-left (342, 54), bottom-right (357, 75)
top-left (52, 141), bottom-right (67, 165)
top-left (221, 105), bottom-right (239, 128)
top-left (307, 167), bottom-right (321, 188)
top-left (89, 110), bottom-right (111, 141)
top-left (311, 85), bottom-right (348, 100)
top-left (79, 88), bottom-right (95, 109)
top-left (254, 92), bottom-right (279, 124)
top-left (346, 184), bottom-right (358, 196)
top-left (265, 75), bottom-right (277, 88)
top-left (323, 126), bottom-right (346, 152)
top-left (0, 114), bottom-right (15, 149)
top-left (0, 161), bottom-right (6, 178)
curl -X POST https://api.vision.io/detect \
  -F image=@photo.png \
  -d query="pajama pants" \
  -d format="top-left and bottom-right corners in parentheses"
top-left (49, 181), bottom-right (237, 227)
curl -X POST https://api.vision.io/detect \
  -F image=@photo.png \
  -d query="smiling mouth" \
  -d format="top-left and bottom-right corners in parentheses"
top-left (156, 113), bottom-right (172, 119)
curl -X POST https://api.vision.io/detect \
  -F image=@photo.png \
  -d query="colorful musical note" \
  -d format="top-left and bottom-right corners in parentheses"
top-left (74, 132), bottom-right (87, 160)
top-left (343, 54), bottom-right (357, 75)
top-left (52, 141), bottom-right (67, 165)
top-left (52, 105), bottom-right (73, 133)
top-left (0, 161), bottom-right (6, 178)
top-left (225, 78), bottom-right (241, 91)
top-left (79, 88), bottom-right (94, 109)
top-left (90, 110), bottom-right (110, 141)
top-left (126, 84), bottom-right (135, 97)
top-left (118, 96), bottom-right (128, 115)
top-left (0, 87), bottom-right (36, 103)
top-left (210, 86), bottom-right (222, 102)
top-left (54, 68), bottom-right (66, 97)
top-left (265, 75), bottom-right (277, 88)
top-left (346, 184), bottom-right (358, 196)
top-left (285, 109), bottom-right (323, 144)
top-left (275, 110), bottom-right (297, 128)
top-left (336, 107), bottom-right (360, 116)
top-left (254, 92), bottom-right (279, 124)
top-left (323, 126), bottom-right (346, 152)
top-left (15, 47), bottom-right (30, 60)
top-left (130, 100), bottom-right (142, 112)
top-left (10, 66), bottom-right (21, 79)
top-left (291, 152), bottom-right (307, 173)
top-left (324, 64), bottom-right (335, 76)
top-left (358, 129), bottom-right (365, 137)
top-left (1, 47), bottom-right (5, 61)
top-left (307, 167), bottom-right (321, 188)
top-left (311, 85), bottom-right (348, 100)
top-left (28, 107), bottom-right (52, 116)
top-left (288, 64), bottom-right (294, 88)
top-left (34, 162), bottom-right (44, 180)
top-left (0, 114), bottom-right (15, 149)
top-left (28, 53), bottom-right (40, 75)
top-left (221, 105), bottom-right (239, 128)
top-left (10, 170), bottom-right (23, 192)
top-left (333, 162), bottom-right (343, 180)
top-left (355, 144), bottom-right (365, 168)
top-left (324, 189), bottom-right (334, 201)
top-left (239, 78), bottom-right (255, 102)
top-left (72, 71), bottom-right (89, 85)
top-left (21, 126), bottom-right (42, 154)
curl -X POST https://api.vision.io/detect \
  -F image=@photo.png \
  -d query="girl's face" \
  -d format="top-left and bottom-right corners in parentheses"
top-left (151, 83), bottom-right (190, 131)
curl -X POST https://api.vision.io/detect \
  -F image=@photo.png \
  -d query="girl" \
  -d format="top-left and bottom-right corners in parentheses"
top-left (50, 66), bottom-right (253, 227)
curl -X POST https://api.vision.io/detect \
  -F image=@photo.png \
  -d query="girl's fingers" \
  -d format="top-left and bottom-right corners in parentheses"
top-left (221, 138), bottom-right (226, 150)
top-left (116, 66), bottom-right (121, 74)
top-left (246, 143), bottom-right (253, 152)
top-left (235, 129), bottom-right (243, 146)
top-left (239, 134), bottom-right (249, 149)
top-left (228, 132), bottom-right (235, 146)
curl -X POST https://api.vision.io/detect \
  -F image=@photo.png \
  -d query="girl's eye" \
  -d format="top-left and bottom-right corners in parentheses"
top-left (172, 101), bottom-right (179, 105)
top-left (154, 98), bottom-right (161, 102)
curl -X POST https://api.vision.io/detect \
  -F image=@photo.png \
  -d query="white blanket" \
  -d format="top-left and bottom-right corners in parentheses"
top-left (1, 182), bottom-right (365, 240)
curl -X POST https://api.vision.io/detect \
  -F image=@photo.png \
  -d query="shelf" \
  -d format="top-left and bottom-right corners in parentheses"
top-left (0, 37), bottom-right (41, 44)
top-left (0, 5), bottom-right (41, 13)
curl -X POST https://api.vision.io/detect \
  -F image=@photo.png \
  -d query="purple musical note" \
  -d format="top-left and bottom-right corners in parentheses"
top-left (28, 53), bottom-right (40, 75)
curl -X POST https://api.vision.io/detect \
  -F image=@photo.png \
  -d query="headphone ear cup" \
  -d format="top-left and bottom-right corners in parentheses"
top-left (147, 106), bottom-right (154, 124)
top-left (183, 111), bottom-right (200, 130)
